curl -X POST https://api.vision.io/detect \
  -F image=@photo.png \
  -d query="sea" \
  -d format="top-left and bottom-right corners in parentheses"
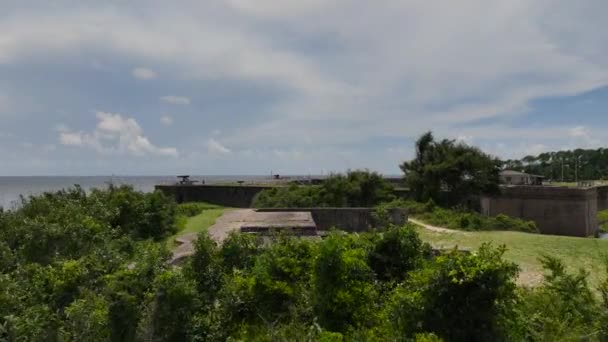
top-left (0, 175), bottom-right (272, 209)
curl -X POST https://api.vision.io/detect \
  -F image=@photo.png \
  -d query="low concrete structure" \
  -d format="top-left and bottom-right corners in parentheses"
top-left (169, 207), bottom-right (408, 264)
top-left (256, 207), bottom-right (408, 232)
top-left (481, 186), bottom-right (598, 237)
top-left (240, 211), bottom-right (317, 235)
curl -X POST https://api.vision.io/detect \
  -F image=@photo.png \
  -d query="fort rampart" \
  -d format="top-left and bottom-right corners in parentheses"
top-left (481, 186), bottom-right (599, 237)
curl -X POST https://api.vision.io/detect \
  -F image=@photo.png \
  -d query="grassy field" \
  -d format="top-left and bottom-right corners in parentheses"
top-left (415, 226), bottom-right (608, 288)
top-left (166, 207), bottom-right (227, 247)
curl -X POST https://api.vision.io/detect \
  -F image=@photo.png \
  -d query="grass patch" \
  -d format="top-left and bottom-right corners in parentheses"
top-left (167, 205), bottom-right (227, 248)
top-left (414, 226), bottom-right (608, 288)
top-left (598, 209), bottom-right (608, 234)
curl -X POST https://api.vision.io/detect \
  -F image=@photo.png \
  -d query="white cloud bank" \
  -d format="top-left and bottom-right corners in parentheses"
top-left (1, 0), bottom-right (608, 173)
top-left (59, 112), bottom-right (178, 157)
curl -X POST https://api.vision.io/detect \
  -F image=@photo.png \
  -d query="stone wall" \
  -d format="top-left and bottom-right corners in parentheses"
top-left (597, 186), bottom-right (608, 211)
top-left (155, 185), bottom-right (271, 208)
top-left (256, 207), bottom-right (408, 232)
top-left (481, 186), bottom-right (598, 237)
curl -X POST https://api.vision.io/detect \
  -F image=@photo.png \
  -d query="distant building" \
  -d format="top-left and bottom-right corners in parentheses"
top-left (500, 170), bottom-right (544, 186)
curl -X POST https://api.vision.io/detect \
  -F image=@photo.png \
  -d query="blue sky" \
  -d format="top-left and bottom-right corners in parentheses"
top-left (1, 0), bottom-right (607, 175)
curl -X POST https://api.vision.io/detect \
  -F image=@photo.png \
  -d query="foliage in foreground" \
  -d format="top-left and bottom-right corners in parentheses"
top-left (252, 169), bottom-right (395, 208)
top-left (3, 188), bottom-right (608, 341)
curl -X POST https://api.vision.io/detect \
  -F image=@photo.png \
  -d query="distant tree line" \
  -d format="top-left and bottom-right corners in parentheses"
top-left (503, 148), bottom-right (608, 182)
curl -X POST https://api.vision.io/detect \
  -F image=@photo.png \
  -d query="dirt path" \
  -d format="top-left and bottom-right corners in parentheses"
top-left (408, 217), bottom-right (464, 234)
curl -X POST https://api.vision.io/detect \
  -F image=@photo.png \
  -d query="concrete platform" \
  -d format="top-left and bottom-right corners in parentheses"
top-left (240, 211), bottom-right (317, 235)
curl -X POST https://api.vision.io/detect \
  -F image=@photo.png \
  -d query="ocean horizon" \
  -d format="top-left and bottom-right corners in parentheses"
top-left (0, 175), bottom-right (275, 209)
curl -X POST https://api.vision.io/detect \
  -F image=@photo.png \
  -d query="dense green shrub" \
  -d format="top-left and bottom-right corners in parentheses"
top-left (176, 202), bottom-right (222, 217)
top-left (368, 224), bottom-right (428, 281)
top-left (252, 185), bottom-right (324, 208)
top-left (386, 244), bottom-right (519, 341)
top-left (253, 170), bottom-right (395, 208)
top-left (5, 186), bottom-right (608, 341)
top-left (188, 231), bottom-right (222, 303)
top-left (220, 231), bottom-right (263, 272)
top-left (91, 185), bottom-right (178, 240)
top-left (508, 256), bottom-right (602, 341)
top-left (313, 233), bottom-right (377, 332)
top-left (137, 270), bottom-right (199, 342)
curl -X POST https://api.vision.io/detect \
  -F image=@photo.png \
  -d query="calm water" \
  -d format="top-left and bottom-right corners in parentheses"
top-left (0, 175), bottom-right (270, 209)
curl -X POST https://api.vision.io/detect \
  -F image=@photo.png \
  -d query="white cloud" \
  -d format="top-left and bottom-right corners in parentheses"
top-left (59, 112), bottom-right (178, 157)
top-left (160, 115), bottom-right (173, 125)
top-left (160, 95), bottom-right (190, 105)
top-left (206, 138), bottom-right (231, 154)
top-left (132, 67), bottom-right (157, 80)
top-left (2, 1), bottom-right (608, 173)
top-left (569, 126), bottom-right (589, 138)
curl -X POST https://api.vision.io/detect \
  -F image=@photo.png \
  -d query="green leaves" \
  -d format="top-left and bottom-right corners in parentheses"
top-left (401, 131), bottom-right (501, 205)
top-left (253, 170), bottom-right (395, 208)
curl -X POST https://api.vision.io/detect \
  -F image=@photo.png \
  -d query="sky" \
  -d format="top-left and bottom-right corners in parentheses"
top-left (1, 0), bottom-right (607, 176)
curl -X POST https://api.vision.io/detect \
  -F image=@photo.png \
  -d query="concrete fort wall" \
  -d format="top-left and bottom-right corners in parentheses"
top-left (481, 186), bottom-right (598, 237)
top-left (155, 185), bottom-right (271, 208)
top-left (256, 207), bottom-right (408, 232)
top-left (597, 186), bottom-right (608, 211)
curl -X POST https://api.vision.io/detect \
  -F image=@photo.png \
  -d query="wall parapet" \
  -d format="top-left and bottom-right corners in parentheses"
top-left (481, 185), bottom-right (598, 237)
top-left (256, 207), bottom-right (408, 232)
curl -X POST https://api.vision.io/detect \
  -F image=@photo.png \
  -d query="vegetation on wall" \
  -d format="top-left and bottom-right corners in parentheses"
top-left (252, 169), bottom-right (395, 208)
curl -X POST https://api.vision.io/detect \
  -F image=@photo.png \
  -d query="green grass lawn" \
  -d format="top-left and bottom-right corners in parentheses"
top-left (415, 226), bottom-right (608, 288)
top-left (166, 208), bottom-right (227, 248)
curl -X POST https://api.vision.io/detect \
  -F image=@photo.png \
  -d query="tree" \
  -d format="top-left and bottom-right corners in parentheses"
top-left (400, 132), bottom-right (501, 205)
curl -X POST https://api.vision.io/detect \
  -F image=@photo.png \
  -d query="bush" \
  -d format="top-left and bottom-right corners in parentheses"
top-left (176, 202), bottom-right (221, 217)
top-left (220, 231), bottom-right (263, 272)
top-left (253, 185), bottom-right (324, 208)
top-left (400, 199), bottom-right (538, 233)
top-left (253, 170), bottom-right (394, 208)
top-left (313, 233), bottom-right (377, 332)
top-left (508, 256), bottom-right (601, 341)
top-left (248, 236), bottom-right (318, 322)
top-left (368, 224), bottom-right (428, 282)
top-left (91, 186), bottom-right (178, 240)
top-left (386, 244), bottom-right (519, 341)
